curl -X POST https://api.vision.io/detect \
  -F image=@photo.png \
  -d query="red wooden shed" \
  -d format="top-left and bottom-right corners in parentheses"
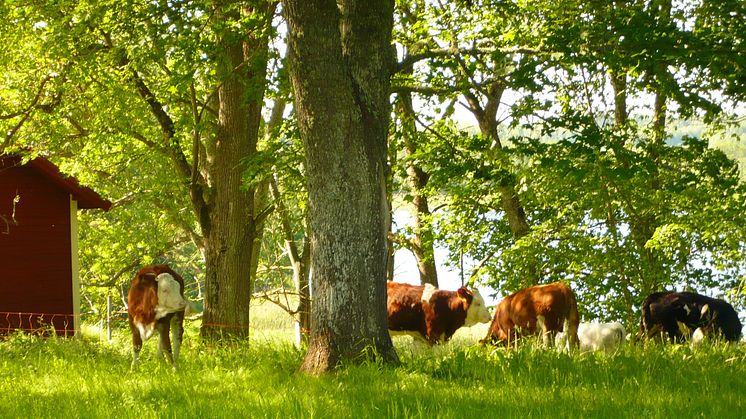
top-left (0, 154), bottom-right (111, 336)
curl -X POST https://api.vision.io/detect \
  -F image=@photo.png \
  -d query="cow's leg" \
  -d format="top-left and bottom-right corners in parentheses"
top-left (564, 318), bottom-right (579, 351)
top-left (171, 310), bottom-right (185, 363)
top-left (156, 317), bottom-right (174, 366)
top-left (507, 327), bottom-right (517, 350)
top-left (129, 317), bottom-right (143, 368)
top-left (663, 320), bottom-right (683, 343)
top-left (536, 315), bottom-right (550, 347)
top-left (547, 330), bottom-right (558, 350)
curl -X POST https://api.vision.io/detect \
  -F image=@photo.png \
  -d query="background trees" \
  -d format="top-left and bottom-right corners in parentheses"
top-left (1, 0), bottom-right (281, 338)
top-left (1, 0), bottom-right (744, 367)
top-left (391, 0), bottom-right (745, 322)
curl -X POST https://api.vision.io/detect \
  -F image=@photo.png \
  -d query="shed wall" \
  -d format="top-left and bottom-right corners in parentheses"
top-left (0, 163), bottom-right (75, 335)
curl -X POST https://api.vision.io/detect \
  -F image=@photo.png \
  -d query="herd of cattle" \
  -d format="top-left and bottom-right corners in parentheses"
top-left (126, 264), bottom-right (744, 367)
top-left (386, 280), bottom-right (744, 351)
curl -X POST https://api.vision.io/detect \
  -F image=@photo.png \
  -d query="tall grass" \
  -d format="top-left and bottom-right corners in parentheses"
top-left (1, 302), bottom-right (744, 418)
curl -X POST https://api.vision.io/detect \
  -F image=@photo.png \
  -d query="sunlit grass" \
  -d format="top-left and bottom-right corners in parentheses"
top-left (2, 302), bottom-right (745, 418)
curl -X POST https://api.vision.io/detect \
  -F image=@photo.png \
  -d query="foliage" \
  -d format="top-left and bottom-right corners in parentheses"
top-left (387, 0), bottom-right (746, 322)
top-left (0, 1), bottom-right (288, 329)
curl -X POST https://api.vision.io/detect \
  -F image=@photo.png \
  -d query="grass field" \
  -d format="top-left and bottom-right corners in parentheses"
top-left (1, 301), bottom-right (745, 418)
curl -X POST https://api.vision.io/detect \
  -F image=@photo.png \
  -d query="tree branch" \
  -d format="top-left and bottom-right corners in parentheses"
top-left (393, 46), bottom-right (540, 75)
top-left (101, 30), bottom-right (212, 237)
top-left (2, 74), bottom-right (64, 149)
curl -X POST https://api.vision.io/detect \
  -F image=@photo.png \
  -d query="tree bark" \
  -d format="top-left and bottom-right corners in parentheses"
top-left (200, 3), bottom-right (273, 339)
top-left (283, 0), bottom-right (399, 374)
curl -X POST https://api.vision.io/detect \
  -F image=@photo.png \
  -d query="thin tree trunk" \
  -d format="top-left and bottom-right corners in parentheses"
top-left (644, 0), bottom-right (672, 292)
top-left (463, 80), bottom-right (536, 284)
top-left (270, 175), bottom-right (311, 345)
top-left (397, 88), bottom-right (438, 287)
top-left (295, 241), bottom-right (312, 345)
top-left (610, 69), bottom-right (628, 126)
top-left (250, 98), bottom-right (288, 286)
top-left (607, 62), bottom-right (636, 318)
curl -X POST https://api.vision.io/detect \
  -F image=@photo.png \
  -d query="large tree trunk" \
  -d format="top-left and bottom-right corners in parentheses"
top-left (200, 3), bottom-right (272, 339)
top-left (283, 0), bottom-right (399, 374)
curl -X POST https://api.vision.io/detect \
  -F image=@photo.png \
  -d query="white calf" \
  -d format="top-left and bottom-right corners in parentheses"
top-left (557, 322), bottom-right (626, 353)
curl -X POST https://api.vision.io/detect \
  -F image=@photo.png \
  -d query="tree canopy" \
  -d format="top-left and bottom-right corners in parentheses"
top-left (1, 0), bottom-right (745, 363)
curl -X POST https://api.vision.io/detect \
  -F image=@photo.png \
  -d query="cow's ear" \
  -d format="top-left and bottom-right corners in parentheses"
top-left (457, 287), bottom-right (472, 301)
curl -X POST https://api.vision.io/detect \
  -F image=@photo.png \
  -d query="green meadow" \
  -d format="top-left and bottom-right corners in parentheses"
top-left (2, 301), bottom-right (744, 418)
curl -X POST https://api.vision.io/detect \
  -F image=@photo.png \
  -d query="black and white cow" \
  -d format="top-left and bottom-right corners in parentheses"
top-left (638, 291), bottom-right (742, 343)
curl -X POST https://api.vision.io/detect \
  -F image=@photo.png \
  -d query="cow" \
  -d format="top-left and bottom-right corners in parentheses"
top-left (127, 264), bottom-right (189, 368)
top-left (482, 282), bottom-right (580, 350)
top-left (638, 291), bottom-right (742, 343)
top-left (557, 322), bottom-right (626, 353)
top-left (386, 281), bottom-right (492, 345)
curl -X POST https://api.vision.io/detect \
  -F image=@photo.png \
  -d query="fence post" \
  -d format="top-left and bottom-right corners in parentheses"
top-left (107, 294), bottom-right (112, 343)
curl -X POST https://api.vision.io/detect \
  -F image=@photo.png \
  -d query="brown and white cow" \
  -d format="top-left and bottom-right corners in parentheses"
top-left (387, 281), bottom-right (492, 345)
top-left (482, 282), bottom-right (579, 349)
top-left (127, 264), bottom-right (189, 368)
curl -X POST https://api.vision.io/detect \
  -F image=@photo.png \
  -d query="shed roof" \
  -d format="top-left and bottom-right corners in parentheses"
top-left (0, 154), bottom-right (112, 210)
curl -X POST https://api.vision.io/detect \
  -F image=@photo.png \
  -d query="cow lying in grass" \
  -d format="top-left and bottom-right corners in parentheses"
top-left (387, 281), bottom-right (492, 345)
top-left (127, 264), bottom-right (189, 368)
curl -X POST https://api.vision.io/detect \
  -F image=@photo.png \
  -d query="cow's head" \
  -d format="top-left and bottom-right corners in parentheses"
top-left (459, 287), bottom-right (492, 326)
top-left (155, 273), bottom-right (188, 320)
top-left (691, 327), bottom-right (708, 346)
top-left (480, 322), bottom-right (509, 346)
